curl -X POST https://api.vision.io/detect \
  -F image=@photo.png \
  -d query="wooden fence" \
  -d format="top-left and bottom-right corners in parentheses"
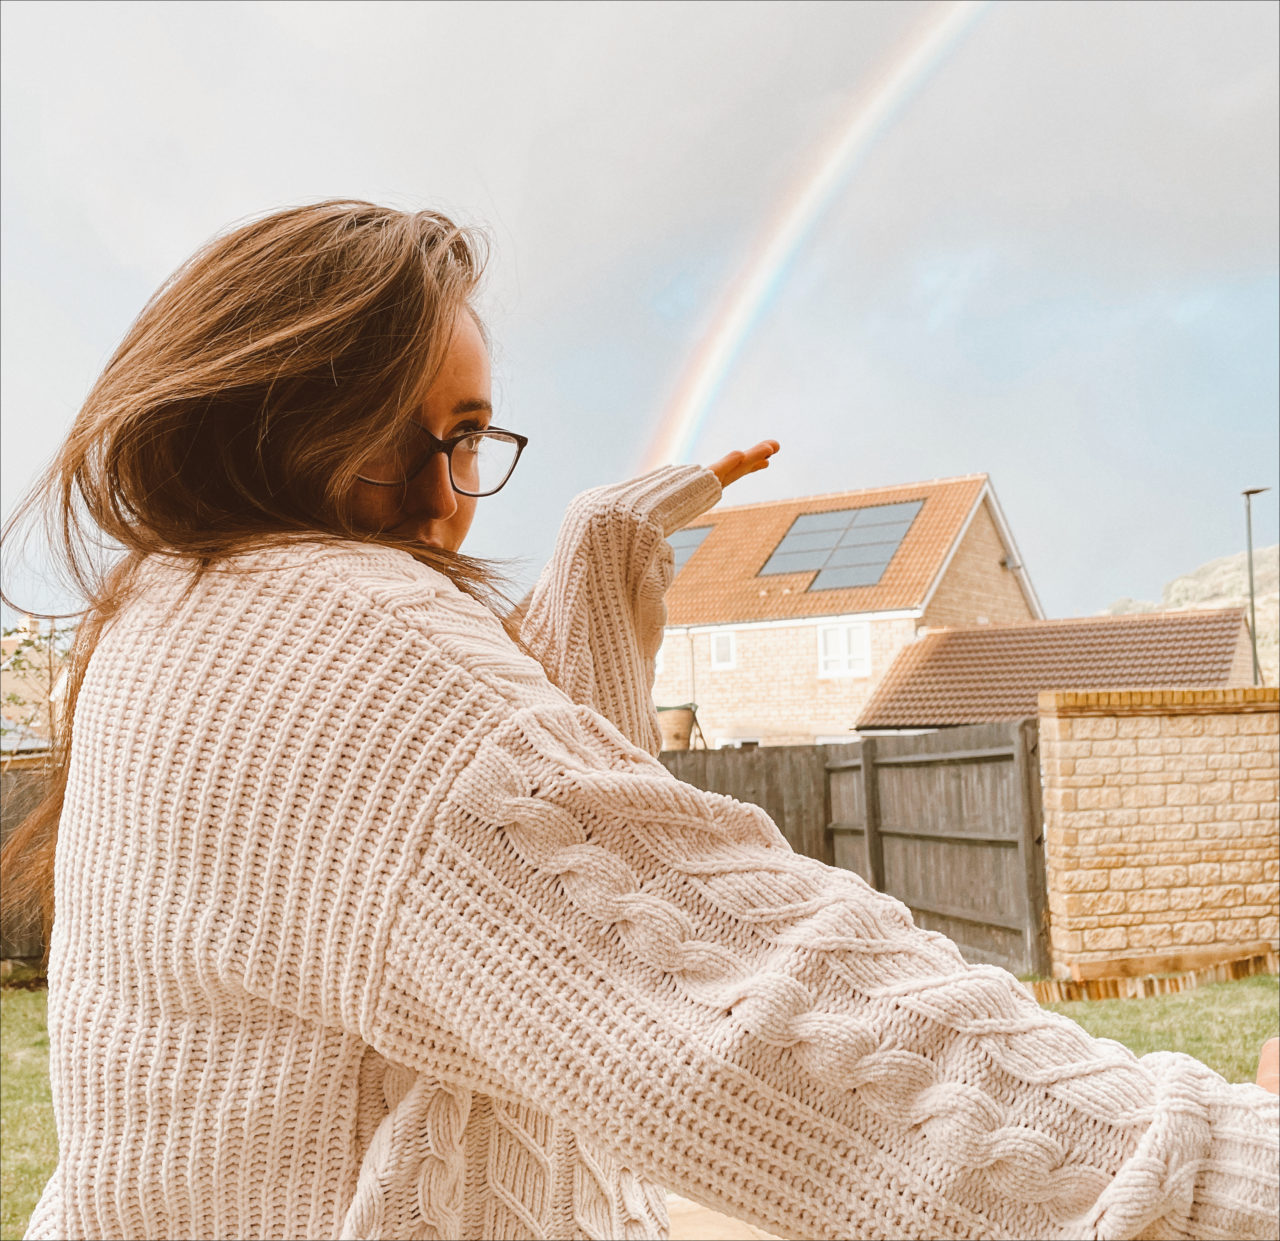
top-left (1, 765), bottom-right (49, 959)
top-left (652, 744), bottom-right (834, 866)
top-left (660, 720), bottom-right (1050, 977)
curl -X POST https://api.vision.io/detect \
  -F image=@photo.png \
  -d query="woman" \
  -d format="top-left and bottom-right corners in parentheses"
top-left (3, 200), bottom-right (1276, 1241)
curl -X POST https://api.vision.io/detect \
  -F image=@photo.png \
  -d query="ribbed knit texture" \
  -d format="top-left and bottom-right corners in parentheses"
top-left (26, 465), bottom-right (1278, 1241)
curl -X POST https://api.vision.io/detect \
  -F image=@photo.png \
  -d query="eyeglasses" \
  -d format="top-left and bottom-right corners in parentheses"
top-left (356, 424), bottom-right (528, 497)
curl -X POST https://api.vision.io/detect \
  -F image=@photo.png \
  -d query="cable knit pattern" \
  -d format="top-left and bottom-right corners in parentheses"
top-left (342, 1072), bottom-right (471, 1240)
top-left (27, 467), bottom-right (1278, 1241)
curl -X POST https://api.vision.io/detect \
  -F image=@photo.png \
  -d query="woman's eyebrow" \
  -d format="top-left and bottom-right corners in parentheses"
top-left (452, 399), bottom-right (492, 417)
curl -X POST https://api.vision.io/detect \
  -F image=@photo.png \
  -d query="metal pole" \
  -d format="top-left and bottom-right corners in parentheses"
top-left (1243, 488), bottom-right (1269, 686)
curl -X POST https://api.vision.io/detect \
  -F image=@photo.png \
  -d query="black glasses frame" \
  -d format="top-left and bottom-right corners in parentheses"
top-left (356, 425), bottom-right (529, 497)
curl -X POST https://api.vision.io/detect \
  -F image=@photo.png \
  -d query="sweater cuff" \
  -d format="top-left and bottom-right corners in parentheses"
top-left (598, 465), bottom-right (723, 537)
top-left (1078, 1052), bottom-right (1280, 1240)
top-left (1179, 1080), bottom-right (1280, 1240)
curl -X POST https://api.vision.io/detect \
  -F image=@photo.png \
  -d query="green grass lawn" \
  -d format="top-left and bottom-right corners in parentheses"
top-left (2, 975), bottom-right (1277, 1239)
top-left (1040, 971), bottom-right (1280, 1085)
top-left (1, 988), bottom-right (55, 1241)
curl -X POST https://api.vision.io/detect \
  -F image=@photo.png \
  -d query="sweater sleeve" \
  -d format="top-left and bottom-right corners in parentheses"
top-left (364, 618), bottom-right (1279, 1241)
top-left (516, 465), bottom-right (722, 755)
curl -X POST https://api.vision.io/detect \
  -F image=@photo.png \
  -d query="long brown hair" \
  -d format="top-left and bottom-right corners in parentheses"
top-left (1, 200), bottom-right (524, 958)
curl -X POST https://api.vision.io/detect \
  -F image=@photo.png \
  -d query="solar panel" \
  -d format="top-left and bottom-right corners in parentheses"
top-left (838, 519), bottom-right (914, 546)
top-left (824, 540), bottom-right (901, 569)
top-left (790, 510), bottom-right (856, 535)
top-left (778, 529), bottom-right (840, 554)
top-left (669, 526), bottom-right (712, 575)
top-left (758, 500), bottom-right (922, 591)
top-left (847, 503), bottom-right (918, 525)
top-left (760, 548), bottom-right (829, 575)
top-left (811, 564), bottom-right (887, 590)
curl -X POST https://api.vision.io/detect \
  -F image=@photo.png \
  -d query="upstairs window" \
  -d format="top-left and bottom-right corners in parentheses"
top-left (817, 622), bottom-right (871, 677)
top-left (709, 630), bottom-right (736, 670)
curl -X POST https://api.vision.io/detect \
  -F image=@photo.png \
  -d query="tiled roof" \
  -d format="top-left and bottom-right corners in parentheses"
top-left (856, 608), bottom-right (1251, 728)
top-left (666, 475), bottom-right (989, 626)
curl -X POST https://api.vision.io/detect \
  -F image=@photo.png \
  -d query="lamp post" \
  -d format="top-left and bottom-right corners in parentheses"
top-left (1243, 487), bottom-right (1269, 686)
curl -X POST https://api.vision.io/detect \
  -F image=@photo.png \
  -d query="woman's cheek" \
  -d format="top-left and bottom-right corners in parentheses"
top-left (348, 489), bottom-right (401, 534)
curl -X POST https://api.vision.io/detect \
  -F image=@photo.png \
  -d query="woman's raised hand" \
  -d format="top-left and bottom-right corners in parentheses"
top-left (707, 440), bottom-right (780, 489)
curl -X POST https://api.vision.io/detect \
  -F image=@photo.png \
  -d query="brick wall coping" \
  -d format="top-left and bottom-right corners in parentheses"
top-left (1038, 687), bottom-right (1278, 718)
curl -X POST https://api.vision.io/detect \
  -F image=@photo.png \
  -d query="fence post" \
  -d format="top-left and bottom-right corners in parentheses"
top-left (1016, 718), bottom-right (1052, 977)
top-left (860, 737), bottom-right (884, 890)
top-left (821, 746), bottom-right (834, 868)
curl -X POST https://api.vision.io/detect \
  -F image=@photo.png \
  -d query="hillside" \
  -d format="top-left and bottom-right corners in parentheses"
top-left (1105, 543), bottom-right (1279, 686)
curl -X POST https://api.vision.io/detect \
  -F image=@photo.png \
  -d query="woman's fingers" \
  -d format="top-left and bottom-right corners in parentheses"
top-left (708, 440), bottom-right (780, 487)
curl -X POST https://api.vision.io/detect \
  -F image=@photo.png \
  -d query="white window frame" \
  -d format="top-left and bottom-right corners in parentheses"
top-left (715, 737), bottom-right (761, 749)
top-left (817, 622), bottom-right (871, 678)
top-left (709, 629), bottom-right (737, 670)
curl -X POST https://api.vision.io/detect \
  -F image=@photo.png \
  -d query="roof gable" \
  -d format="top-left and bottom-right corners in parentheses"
top-left (856, 608), bottom-right (1252, 728)
top-left (666, 475), bottom-right (990, 626)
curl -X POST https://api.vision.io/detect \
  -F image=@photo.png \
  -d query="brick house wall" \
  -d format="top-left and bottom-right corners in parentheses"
top-left (922, 499), bottom-right (1035, 629)
top-left (1039, 687), bottom-right (1279, 980)
top-left (1229, 624), bottom-right (1260, 685)
top-left (654, 616), bottom-right (918, 746)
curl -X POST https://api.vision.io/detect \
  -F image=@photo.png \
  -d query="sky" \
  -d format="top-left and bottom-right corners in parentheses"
top-left (2, 0), bottom-right (1277, 621)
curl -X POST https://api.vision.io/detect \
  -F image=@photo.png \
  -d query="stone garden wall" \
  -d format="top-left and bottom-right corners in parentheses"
top-left (1038, 687), bottom-right (1278, 980)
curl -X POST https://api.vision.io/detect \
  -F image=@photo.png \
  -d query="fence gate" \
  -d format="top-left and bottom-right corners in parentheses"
top-left (824, 720), bottom-right (1049, 976)
top-left (661, 720), bottom-right (1049, 977)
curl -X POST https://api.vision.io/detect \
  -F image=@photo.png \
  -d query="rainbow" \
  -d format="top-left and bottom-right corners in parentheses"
top-left (641, 0), bottom-right (993, 471)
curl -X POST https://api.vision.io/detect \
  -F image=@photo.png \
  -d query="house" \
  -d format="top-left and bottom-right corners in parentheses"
top-left (855, 607), bottom-right (1255, 732)
top-left (652, 474), bottom-right (1042, 747)
top-left (0, 616), bottom-right (66, 742)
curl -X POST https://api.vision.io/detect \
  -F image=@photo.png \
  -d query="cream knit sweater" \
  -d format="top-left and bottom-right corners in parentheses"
top-left (26, 466), bottom-right (1279, 1241)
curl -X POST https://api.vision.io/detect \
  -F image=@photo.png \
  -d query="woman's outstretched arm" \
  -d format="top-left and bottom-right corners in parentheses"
top-left (355, 580), bottom-right (1278, 1241)
top-left (516, 464), bottom-right (722, 753)
top-left (516, 441), bottom-right (777, 753)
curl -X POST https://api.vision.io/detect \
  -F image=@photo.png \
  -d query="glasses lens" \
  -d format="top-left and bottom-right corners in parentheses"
top-left (451, 432), bottom-right (519, 495)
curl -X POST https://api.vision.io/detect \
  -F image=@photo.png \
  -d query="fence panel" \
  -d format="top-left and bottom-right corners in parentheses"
top-left (824, 743), bottom-right (866, 879)
top-left (1, 765), bottom-right (49, 959)
top-left (871, 723), bottom-right (1037, 972)
top-left (662, 723), bottom-right (1049, 976)
top-left (659, 744), bottom-right (831, 864)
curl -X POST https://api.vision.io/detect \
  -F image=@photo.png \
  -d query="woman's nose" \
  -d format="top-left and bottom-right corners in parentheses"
top-left (403, 451), bottom-right (457, 519)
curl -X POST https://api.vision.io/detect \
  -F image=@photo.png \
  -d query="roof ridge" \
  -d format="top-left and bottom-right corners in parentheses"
top-left (923, 606), bottom-right (1247, 635)
top-left (706, 473), bottom-right (988, 516)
